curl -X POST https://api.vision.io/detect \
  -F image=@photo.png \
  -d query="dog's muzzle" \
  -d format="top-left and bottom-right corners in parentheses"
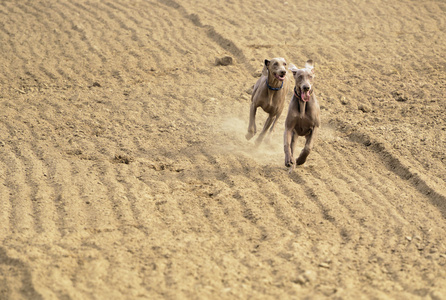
top-left (274, 70), bottom-right (287, 81)
top-left (295, 87), bottom-right (312, 102)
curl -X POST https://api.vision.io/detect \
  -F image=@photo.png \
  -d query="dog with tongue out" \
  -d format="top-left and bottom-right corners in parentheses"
top-left (284, 60), bottom-right (320, 170)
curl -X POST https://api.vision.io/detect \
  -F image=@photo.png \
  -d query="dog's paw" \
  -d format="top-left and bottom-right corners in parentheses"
top-left (296, 157), bottom-right (307, 165)
top-left (254, 135), bottom-right (265, 147)
top-left (285, 158), bottom-right (294, 168)
top-left (245, 132), bottom-right (255, 140)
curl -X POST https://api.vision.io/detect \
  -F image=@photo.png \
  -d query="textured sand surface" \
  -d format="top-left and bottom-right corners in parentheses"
top-left (0, 0), bottom-right (445, 299)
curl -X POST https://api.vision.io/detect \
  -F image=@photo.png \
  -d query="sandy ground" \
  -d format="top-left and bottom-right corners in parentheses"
top-left (0, 0), bottom-right (446, 299)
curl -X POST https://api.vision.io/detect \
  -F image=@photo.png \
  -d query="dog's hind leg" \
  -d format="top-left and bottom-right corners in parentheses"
top-left (255, 114), bottom-right (275, 146)
top-left (268, 111), bottom-right (281, 134)
top-left (246, 103), bottom-right (257, 140)
top-left (263, 115), bottom-right (279, 144)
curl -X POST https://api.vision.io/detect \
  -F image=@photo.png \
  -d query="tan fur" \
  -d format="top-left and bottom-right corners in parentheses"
top-left (284, 60), bottom-right (320, 170)
top-left (246, 57), bottom-right (291, 146)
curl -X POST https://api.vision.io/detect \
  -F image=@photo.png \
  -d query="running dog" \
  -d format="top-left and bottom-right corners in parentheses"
top-left (246, 57), bottom-right (291, 146)
top-left (284, 60), bottom-right (320, 169)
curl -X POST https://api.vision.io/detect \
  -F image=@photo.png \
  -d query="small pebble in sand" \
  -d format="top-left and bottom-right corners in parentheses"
top-left (215, 56), bottom-right (233, 66)
top-left (319, 262), bottom-right (330, 268)
top-left (358, 104), bottom-right (371, 113)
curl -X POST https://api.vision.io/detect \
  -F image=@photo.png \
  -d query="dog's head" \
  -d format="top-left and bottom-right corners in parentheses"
top-left (262, 57), bottom-right (287, 81)
top-left (289, 60), bottom-right (315, 102)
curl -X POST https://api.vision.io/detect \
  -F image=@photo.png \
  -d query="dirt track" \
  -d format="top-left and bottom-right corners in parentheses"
top-left (1, 0), bottom-right (446, 299)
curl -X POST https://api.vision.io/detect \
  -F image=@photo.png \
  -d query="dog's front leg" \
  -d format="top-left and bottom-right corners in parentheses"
top-left (284, 127), bottom-right (294, 168)
top-left (296, 127), bottom-right (318, 165)
top-left (246, 103), bottom-right (257, 140)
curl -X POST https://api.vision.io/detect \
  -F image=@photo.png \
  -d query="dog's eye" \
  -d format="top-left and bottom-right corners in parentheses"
top-left (283, 63), bottom-right (287, 66)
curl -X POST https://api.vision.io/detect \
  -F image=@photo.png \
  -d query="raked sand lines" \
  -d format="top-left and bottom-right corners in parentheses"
top-left (0, 0), bottom-right (445, 298)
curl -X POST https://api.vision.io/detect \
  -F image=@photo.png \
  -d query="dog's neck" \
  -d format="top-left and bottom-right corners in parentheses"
top-left (266, 72), bottom-right (283, 91)
top-left (267, 79), bottom-right (283, 91)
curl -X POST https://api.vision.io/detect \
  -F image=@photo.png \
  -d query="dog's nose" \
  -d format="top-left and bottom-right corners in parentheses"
top-left (302, 85), bottom-right (310, 91)
top-left (280, 71), bottom-right (286, 76)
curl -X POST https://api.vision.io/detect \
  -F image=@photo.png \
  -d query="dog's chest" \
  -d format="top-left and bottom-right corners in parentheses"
top-left (294, 116), bottom-right (315, 136)
top-left (261, 90), bottom-right (285, 112)
top-left (295, 126), bottom-right (313, 136)
top-left (292, 101), bottom-right (319, 136)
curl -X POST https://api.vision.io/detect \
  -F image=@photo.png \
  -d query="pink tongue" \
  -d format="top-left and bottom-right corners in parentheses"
top-left (301, 91), bottom-right (310, 102)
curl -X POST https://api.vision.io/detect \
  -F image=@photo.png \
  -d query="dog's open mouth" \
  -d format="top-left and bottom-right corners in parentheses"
top-left (275, 73), bottom-right (286, 81)
top-left (296, 87), bottom-right (311, 102)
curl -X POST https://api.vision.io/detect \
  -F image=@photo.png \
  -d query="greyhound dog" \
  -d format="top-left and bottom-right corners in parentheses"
top-left (246, 57), bottom-right (291, 146)
top-left (284, 60), bottom-right (320, 170)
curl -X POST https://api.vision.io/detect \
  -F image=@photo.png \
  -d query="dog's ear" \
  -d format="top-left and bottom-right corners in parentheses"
top-left (262, 59), bottom-right (270, 76)
top-left (305, 60), bottom-right (315, 73)
top-left (288, 63), bottom-right (298, 76)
